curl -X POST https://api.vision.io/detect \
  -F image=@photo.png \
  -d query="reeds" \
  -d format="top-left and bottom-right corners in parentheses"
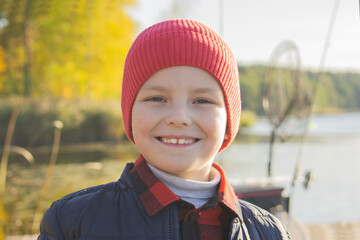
top-left (0, 104), bottom-right (21, 240)
top-left (0, 101), bottom-right (63, 238)
top-left (31, 121), bottom-right (63, 234)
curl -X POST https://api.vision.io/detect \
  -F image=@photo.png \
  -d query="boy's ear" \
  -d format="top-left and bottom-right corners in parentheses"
top-left (224, 131), bottom-right (229, 141)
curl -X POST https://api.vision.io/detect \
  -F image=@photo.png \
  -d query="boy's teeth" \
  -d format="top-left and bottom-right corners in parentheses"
top-left (161, 137), bottom-right (195, 144)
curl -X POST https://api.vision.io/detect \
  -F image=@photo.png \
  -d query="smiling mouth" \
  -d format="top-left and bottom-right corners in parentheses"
top-left (156, 137), bottom-right (199, 145)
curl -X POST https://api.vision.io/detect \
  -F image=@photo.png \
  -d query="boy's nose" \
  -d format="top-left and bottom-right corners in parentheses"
top-left (165, 103), bottom-right (192, 127)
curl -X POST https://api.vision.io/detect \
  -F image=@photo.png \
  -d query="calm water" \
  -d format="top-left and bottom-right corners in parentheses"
top-left (219, 112), bottom-right (360, 224)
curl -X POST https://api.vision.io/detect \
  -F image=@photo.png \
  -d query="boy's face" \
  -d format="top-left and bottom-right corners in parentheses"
top-left (132, 66), bottom-right (228, 181)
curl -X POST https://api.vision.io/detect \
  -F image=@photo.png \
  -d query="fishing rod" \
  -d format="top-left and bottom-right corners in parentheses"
top-left (289, 0), bottom-right (341, 198)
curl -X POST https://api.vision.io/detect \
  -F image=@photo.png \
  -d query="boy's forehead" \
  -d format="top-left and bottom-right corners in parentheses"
top-left (141, 66), bottom-right (224, 91)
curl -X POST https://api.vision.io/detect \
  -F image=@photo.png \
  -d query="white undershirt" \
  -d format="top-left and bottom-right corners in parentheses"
top-left (147, 163), bottom-right (221, 208)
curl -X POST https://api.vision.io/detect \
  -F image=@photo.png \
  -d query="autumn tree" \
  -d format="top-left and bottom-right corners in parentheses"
top-left (0, 46), bottom-right (5, 73)
top-left (0, 0), bottom-right (137, 99)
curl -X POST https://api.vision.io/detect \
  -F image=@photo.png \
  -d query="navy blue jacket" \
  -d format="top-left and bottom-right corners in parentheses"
top-left (38, 163), bottom-right (291, 240)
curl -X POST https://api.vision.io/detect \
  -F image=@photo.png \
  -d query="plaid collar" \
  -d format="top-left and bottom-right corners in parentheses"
top-left (129, 155), bottom-right (242, 218)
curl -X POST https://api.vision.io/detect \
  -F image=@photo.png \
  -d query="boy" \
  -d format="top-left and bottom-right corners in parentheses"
top-left (38, 19), bottom-right (291, 239)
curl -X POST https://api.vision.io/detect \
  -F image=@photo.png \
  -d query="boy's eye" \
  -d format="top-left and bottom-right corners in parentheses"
top-left (146, 96), bottom-right (166, 102)
top-left (194, 98), bottom-right (213, 104)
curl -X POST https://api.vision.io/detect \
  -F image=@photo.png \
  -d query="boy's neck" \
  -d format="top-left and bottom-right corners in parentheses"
top-left (146, 162), bottom-right (221, 208)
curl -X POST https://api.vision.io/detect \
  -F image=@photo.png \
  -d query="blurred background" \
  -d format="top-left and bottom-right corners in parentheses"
top-left (0, 0), bottom-right (359, 239)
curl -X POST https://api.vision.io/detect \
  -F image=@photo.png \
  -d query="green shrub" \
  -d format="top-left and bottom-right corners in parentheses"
top-left (0, 98), bottom-right (125, 147)
top-left (239, 109), bottom-right (257, 128)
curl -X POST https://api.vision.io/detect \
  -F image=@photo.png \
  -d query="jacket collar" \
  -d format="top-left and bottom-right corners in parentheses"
top-left (212, 162), bottom-right (243, 219)
top-left (126, 155), bottom-right (243, 220)
top-left (128, 155), bottom-right (181, 216)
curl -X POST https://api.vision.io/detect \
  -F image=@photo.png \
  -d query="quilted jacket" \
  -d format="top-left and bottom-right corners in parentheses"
top-left (38, 162), bottom-right (291, 240)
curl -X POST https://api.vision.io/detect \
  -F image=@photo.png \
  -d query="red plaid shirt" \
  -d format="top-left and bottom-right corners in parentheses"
top-left (129, 155), bottom-right (241, 240)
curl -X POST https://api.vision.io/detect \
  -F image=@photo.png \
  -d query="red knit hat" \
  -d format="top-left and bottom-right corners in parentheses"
top-left (122, 19), bottom-right (241, 151)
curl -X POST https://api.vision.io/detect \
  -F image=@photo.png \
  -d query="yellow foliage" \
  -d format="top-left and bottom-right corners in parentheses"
top-left (1, 0), bottom-right (137, 98)
top-left (0, 46), bottom-right (6, 93)
top-left (77, 0), bottom-right (136, 99)
top-left (0, 46), bottom-right (6, 73)
top-left (35, 0), bottom-right (137, 99)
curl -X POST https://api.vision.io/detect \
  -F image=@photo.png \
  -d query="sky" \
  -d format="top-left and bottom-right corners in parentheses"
top-left (128, 0), bottom-right (360, 72)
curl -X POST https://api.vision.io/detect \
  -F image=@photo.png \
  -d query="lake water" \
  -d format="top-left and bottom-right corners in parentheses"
top-left (218, 112), bottom-right (360, 224)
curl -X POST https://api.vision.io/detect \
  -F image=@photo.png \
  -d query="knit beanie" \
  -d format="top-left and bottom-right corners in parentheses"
top-left (122, 19), bottom-right (241, 152)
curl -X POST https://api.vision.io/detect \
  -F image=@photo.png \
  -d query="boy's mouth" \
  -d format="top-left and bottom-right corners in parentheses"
top-left (156, 137), bottom-right (199, 145)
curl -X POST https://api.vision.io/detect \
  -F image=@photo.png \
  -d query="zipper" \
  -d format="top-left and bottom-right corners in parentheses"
top-left (167, 206), bottom-right (173, 240)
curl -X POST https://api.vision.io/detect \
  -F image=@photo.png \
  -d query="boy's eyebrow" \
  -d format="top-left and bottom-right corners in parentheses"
top-left (140, 85), bottom-right (167, 92)
top-left (193, 87), bottom-right (223, 94)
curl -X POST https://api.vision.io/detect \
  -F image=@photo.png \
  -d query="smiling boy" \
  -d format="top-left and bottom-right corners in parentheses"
top-left (38, 19), bottom-right (291, 239)
top-left (132, 66), bottom-right (228, 181)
